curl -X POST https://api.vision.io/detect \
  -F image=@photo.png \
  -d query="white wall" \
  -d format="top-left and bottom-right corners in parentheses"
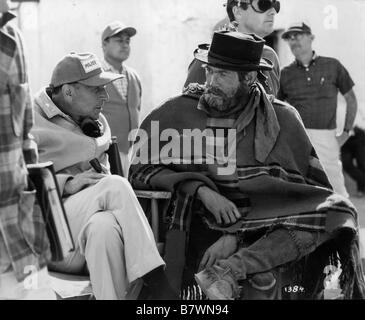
top-left (16, 0), bottom-right (226, 120)
top-left (14, 0), bottom-right (365, 123)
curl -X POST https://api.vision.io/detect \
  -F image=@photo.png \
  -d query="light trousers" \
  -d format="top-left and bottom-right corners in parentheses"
top-left (0, 267), bottom-right (56, 300)
top-left (306, 129), bottom-right (349, 198)
top-left (49, 175), bottom-right (165, 300)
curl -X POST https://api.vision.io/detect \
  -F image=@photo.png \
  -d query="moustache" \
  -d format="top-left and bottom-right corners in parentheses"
top-left (204, 86), bottom-right (227, 98)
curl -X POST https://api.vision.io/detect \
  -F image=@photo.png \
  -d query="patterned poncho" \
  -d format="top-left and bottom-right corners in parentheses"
top-left (129, 83), bottom-right (365, 299)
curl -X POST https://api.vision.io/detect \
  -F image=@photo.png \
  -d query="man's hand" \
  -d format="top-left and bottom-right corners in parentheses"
top-left (336, 131), bottom-right (350, 147)
top-left (64, 170), bottom-right (107, 195)
top-left (197, 186), bottom-right (241, 225)
top-left (198, 234), bottom-right (237, 271)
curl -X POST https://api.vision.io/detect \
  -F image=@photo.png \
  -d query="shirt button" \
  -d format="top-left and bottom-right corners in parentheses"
top-left (307, 77), bottom-right (311, 81)
top-left (305, 68), bottom-right (309, 72)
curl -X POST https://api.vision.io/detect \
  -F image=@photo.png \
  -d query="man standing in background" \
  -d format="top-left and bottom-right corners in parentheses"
top-left (101, 21), bottom-right (142, 176)
top-left (0, 0), bottom-right (55, 299)
top-left (184, 0), bottom-right (281, 96)
top-left (279, 22), bottom-right (358, 198)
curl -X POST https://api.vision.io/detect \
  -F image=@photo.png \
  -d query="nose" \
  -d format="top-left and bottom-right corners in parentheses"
top-left (98, 87), bottom-right (109, 101)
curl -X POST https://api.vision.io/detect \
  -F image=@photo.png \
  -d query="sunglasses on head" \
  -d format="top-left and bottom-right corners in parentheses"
top-left (236, 0), bottom-right (280, 13)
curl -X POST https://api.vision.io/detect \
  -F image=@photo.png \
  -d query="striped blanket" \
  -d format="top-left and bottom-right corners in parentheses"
top-left (129, 83), bottom-right (365, 299)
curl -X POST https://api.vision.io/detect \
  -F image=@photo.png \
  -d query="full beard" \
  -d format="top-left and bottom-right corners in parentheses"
top-left (202, 84), bottom-right (248, 113)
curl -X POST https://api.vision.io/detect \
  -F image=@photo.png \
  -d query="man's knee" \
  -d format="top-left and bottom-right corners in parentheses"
top-left (98, 175), bottom-right (131, 191)
top-left (96, 175), bottom-right (136, 200)
top-left (287, 229), bottom-right (329, 259)
top-left (86, 212), bottom-right (123, 245)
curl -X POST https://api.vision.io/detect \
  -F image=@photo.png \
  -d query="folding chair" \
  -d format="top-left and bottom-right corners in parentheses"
top-left (107, 137), bottom-right (171, 251)
top-left (27, 162), bottom-right (94, 300)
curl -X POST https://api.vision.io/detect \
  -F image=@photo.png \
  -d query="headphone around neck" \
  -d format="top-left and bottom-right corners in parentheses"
top-left (80, 117), bottom-right (104, 138)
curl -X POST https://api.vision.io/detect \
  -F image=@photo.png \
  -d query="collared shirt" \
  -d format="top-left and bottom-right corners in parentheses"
top-left (0, 12), bottom-right (49, 281)
top-left (102, 59), bottom-right (128, 100)
top-left (278, 52), bottom-right (354, 129)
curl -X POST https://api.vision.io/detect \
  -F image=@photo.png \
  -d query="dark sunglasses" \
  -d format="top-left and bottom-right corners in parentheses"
top-left (250, 0), bottom-right (280, 13)
top-left (231, 0), bottom-right (280, 13)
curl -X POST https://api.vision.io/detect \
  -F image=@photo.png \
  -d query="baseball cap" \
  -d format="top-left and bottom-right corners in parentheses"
top-left (282, 22), bottom-right (312, 39)
top-left (50, 52), bottom-right (123, 88)
top-left (101, 21), bottom-right (137, 42)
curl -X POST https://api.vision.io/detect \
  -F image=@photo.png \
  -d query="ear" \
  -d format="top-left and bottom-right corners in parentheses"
top-left (232, 5), bottom-right (242, 21)
top-left (62, 84), bottom-right (75, 102)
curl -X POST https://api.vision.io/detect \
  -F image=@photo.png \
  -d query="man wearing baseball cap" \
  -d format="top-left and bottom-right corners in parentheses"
top-left (130, 31), bottom-right (365, 300)
top-left (184, 0), bottom-right (281, 97)
top-left (101, 21), bottom-right (141, 177)
top-left (279, 22), bottom-right (358, 198)
top-left (31, 52), bottom-right (176, 300)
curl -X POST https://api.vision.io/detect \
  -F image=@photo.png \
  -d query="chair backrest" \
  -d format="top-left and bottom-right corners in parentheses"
top-left (106, 136), bottom-right (125, 177)
top-left (27, 162), bottom-right (74, 261)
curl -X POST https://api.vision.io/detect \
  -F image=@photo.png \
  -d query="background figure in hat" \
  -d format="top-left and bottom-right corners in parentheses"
top-left (278, 22), bottom-right (358, 198)
top-left (31, 52), bottom-right (176, 300)
top-left (0, 0), bottom-right (56, 299)
top-left (184, 0), bottom-right (281, 97)
top-left (129, 31), bottom-right (365, 300)
top-left (101, 21), bottom-right (141, 177)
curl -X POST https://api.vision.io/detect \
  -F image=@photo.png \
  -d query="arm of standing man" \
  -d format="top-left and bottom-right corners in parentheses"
top-left (337, 88), bottom-right (358, 147)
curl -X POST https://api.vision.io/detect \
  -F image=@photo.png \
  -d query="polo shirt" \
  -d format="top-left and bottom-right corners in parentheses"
top-left (278, 53), bottom-right (354, 129)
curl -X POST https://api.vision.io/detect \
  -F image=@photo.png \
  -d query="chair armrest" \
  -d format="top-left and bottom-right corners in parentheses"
top-left (134, 190), bottom-right (171, 199)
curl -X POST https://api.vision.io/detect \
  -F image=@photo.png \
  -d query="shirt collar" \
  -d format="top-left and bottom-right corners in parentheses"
top-left (296, 51), bottom-right (318, 68)
top-left (37, 88), bottom-right (75, 121)
top-left (102, 58), bottom-right (126, 76)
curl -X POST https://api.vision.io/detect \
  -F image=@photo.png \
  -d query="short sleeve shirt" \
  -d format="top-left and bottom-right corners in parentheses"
top-left (278, 54), bottom-right (354, 129)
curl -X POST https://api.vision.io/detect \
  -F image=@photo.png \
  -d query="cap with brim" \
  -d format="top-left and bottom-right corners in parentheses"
top-left (194, 32), bottom-right (273, 72)
top-left (108, 26), bottom-right (136, 39)
top-left (195, 47), bottom-right (273, 71)
top-left (282, 22), bottom-right (312, 39)
top-left (102, 21), bottom-right (136, 42)
top-left (50, 52), bottom-right (123, 88)
top-left (78, 71), bottom-right (122, 86)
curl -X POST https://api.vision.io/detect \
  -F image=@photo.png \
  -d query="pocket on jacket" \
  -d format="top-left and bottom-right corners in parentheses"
top-left (18, 187), bottom-right (49, 257)
top-left (10, 83), bottom-right (29, 137)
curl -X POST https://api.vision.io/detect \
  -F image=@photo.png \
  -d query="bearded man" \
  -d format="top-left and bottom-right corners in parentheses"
top-left (129, 31), bottom-right (365, 299)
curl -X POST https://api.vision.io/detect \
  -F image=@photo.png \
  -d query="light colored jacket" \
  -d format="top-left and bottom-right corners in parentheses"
top-left (32, 88), bottom-right (111, 195)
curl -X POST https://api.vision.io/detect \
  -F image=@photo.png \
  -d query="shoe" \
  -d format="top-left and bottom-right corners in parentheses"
top-left (194, 265), bottom-right (240, 300)
top-left (248, 272), bottom-right (276, 291)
